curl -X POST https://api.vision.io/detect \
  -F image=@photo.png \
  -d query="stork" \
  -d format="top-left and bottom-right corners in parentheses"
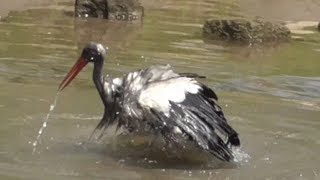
top-left (59, 42), bottom-right (240, 161)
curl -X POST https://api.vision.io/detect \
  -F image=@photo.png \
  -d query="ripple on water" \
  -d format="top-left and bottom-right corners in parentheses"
top-left (1, 0), bottom-right (319, 178)
top-left (219, 75), bottom-right (320, 102)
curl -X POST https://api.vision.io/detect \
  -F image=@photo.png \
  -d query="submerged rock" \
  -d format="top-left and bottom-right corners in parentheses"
top-left (203, 18), bottom-right (291, 44)
top-left (75, 0), bottom-right (144, 20)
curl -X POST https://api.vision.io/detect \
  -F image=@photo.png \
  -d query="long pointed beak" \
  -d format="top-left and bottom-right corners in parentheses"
top-left (58, 58), bottom-right (88, 91)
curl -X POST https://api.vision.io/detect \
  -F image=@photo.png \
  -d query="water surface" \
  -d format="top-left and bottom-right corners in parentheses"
top-left (0, 0), bottom-right (320, 179)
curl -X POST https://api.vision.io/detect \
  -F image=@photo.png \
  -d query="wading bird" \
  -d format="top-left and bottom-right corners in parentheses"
top-left (59, 42), bottom-right (240, 161)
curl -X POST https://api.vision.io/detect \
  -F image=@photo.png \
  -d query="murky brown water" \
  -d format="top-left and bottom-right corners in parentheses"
top-left (0, 0), bottom-right (320, 179)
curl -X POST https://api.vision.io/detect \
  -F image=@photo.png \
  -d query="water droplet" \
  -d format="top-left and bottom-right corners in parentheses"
top-left (33, 93), bottom-right (60, 153)
top-left (118, 159), bottom-right (125, 164)
top-left (313, 170), bottom-right (318, 176)
top-left (77, 142), bottom-right (83, 146)
top-left (161, 169), bottom-right (166, 172)
top-left (263, 157), bottom-right (270, 161)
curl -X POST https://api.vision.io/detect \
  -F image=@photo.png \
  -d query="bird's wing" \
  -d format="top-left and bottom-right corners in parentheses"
top-left (138, 77), bottom-right (240, 161)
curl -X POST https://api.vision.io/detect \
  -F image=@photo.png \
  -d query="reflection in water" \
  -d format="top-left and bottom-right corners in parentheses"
top-left (0, 0), bottom-right (320, 179)
top-left (74, 17), bottom-right (143, 51)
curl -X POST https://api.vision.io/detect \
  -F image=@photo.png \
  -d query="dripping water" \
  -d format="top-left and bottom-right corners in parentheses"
top-left (32, 92), bottom-right (60, 154)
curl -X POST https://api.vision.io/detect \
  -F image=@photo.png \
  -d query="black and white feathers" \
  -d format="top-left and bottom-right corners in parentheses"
top-left (94, 65), bottom-right (240, 161)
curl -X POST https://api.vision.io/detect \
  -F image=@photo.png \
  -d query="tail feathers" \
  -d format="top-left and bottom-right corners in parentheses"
top-left (207, 139), bottom-right (233, 161)
top-left (228, 133), bottom-right (240, 146)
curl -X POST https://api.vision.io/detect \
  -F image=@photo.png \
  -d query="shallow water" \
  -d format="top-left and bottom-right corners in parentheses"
top-left (0, 0), bottom-right (320, 179)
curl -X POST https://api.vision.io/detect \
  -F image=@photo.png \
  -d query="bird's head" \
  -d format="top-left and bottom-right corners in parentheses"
top-left (81, 42), bottom-right (107, 63)
top-left (58, 42), bottom-right (107, 91)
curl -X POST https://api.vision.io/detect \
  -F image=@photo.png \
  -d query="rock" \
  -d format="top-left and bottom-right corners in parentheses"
top-left (203, 18), bottom-right (291, 44)
top-left (75, 0), bottom-right (144, 20)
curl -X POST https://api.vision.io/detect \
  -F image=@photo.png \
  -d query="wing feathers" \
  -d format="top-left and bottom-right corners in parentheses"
top-left (142, 81), bottom-right (240, 161)
top-left (92, 66), bottom-right (240, 161)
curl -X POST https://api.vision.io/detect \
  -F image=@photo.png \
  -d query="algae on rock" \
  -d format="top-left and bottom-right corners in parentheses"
top-left (203, 18), bottom-right (291, 44)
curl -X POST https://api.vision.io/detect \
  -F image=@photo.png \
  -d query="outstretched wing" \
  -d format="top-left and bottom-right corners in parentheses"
top-left (138, 77), bottom-right (240, 161)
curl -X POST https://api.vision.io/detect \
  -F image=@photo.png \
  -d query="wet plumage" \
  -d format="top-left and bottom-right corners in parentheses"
top-left (59, 42), bottom-right (240, 162)
top-left (96, 65), bottom-right (239, 161)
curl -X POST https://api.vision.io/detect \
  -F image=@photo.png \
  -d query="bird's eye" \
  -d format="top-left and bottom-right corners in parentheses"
top-left (90, 50), bottom-right (97, 56)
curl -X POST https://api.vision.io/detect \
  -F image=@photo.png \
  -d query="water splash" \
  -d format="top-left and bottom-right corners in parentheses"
top-left (32, 92), bottom-right (60, 154)
top-left (232, 147), bottom-right (251, 164)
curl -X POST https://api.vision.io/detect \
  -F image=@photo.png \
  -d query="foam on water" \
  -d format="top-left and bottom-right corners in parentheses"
top-left (32, 92), bottom-right (60, 154)
top-left (232, 147), bottom-right (251, 164)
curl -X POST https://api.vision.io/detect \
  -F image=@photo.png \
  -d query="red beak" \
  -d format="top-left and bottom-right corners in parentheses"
top-left (58, 58), bottom-right (88, 91)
